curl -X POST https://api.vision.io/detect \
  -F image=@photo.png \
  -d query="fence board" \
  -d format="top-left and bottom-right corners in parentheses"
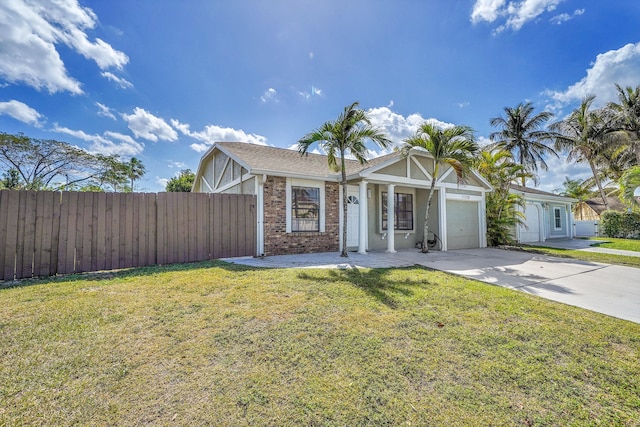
top-left (35, 191), bottom-right (53, 277)
top-left (57, 192), bottom-right (72, 275)
top-left (96, 193), bottom-right (107, 271)
top-left (3, 191), bottom-right (19, 280)
top-left (0, 190), bottom-right (256, 280)
top-left (0, 192), bottom-right (8, 280)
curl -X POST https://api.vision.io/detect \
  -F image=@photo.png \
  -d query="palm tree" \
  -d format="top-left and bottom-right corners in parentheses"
top-left (619, 166), bottom-right (640, 209)
top-left (399, 122), bottom-right (479, 253)
top-left (298, 101), bottom-right (391, 257)
top-left (475, 148), bottom-right (530, 246)
top-left (555, 176), bottom-right (593, 220)
top-left (489, 101), bottom-right (559, 185)
top-left (608, 84), bottom-right (640, 165)
top-left (125, 157), bottom-right (146, 192)
top-left (552, 96), bottom-right (611, 209)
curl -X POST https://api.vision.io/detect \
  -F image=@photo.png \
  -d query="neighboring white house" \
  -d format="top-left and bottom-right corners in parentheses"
top-left (510, 184), bottom-right (577, 243)
top-left (192, 142), bottom-right (493, 256)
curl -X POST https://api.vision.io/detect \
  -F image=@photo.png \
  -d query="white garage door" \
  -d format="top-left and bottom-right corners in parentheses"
top-left (519, 203), bottom-right (540, 243)
top-left (446, 200), bottom-right (480, 250)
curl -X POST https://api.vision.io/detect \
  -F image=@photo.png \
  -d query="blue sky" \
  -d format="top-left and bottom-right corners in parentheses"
top-left (0, 0), bottom-right (639, 192)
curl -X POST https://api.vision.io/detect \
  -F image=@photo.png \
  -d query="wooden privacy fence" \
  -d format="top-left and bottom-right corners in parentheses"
top-left (0, 190), bottom-right (257, 280)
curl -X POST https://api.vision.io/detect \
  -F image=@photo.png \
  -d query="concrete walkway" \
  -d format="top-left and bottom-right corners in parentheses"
top-left (222, 247), bottom-right (640, 324)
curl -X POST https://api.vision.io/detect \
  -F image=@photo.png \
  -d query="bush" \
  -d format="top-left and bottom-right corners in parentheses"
top-left (600, 210), bottom-right (640, 239)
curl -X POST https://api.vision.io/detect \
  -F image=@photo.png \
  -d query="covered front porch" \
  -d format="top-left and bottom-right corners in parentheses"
top-left (340, 151), bottom-right (491, 253)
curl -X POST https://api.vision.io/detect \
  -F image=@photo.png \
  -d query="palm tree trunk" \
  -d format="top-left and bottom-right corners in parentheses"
top-left (589, 159), bottom-right (609, 210)
top-left (340, 153), bottom-right (348, 257)
top-left (422, 165), bottom-right (438, 253)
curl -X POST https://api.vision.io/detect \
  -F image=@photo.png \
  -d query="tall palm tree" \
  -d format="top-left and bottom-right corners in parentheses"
top-left (298, 101), bottom-right (391, 257)
top-left (399, 122), bottom-right (479, 253)
top-left (489, 101), bottom-right (559, 185)
top-left (552, 95), bottom-right (611, 209)
top-left (608, 84), bottom-right (640, 165)
top-left (125, 157), bottom-right (146, 192)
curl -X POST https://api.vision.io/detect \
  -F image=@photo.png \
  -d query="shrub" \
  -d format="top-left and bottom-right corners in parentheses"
top-left (600, 210), bottom-right (640, 239)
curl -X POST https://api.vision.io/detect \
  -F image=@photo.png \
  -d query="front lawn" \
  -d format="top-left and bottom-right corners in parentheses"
top-left (589, 237), bottom-right (640, 252)
top-left (519, 244), bottom-right (640, 268)
top-left (1, 262), bottom-right (639, 425)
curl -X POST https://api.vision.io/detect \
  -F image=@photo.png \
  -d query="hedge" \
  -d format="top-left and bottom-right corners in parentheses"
top-left (600, 210), bottom-right (640, 239)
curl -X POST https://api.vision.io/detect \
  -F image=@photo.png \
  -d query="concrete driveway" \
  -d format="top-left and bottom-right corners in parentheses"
top-left (223, 247), bottom-right (640, 324)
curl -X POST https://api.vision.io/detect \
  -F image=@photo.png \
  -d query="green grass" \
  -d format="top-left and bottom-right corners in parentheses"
top-left (589, 237), bottom-right (640, 252)
top-left (517, 237), bottom-right (640, 268)
top-left (1, 262), bottom-right (639, 425)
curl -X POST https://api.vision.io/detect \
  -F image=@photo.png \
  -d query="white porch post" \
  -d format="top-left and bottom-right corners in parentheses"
top-left (358, 181), bottom-right (368, 254)
top-left (438, 187), bottom-right (447, 252)
top-left (386, 184), bottom-right (396, 253)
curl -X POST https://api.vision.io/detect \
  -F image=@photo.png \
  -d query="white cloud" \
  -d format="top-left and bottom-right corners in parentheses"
top-left (546, 42), bottom-right (640, 110)
top-left (550, 8), bottom-right (585, 25)
top-left (95, 102), bottom-right (116, 120)
top-left (171, 119), bottom-right (268, 152)
top-left (457, 101), bottom-right (470, 108)
top-left (122, 107), bottom-right (178, 142)
top-left (537, 155), bottom-right (592, 193)
top-left (0, 100), bottom-right (43, 126)
top-left (53, 125), bottom-right (144, 157)
top-left (366, 107), bottom-right (455, 150)
top-left (0, 0), bottom-right (128, 94)
top-left (471, 0), bottom-right (567, 32)
top-left (101, 71), bottom-right (133, 89)
top-left (298, 85), bottom-right (324, 99)
top-left (260, 88), bottom-right (278, 103)
top-left (168, 160), bottom-right (187, 169)
top-left (309, 51), bottom-right (314, 60)
top-left (156, 177), bottom-right (169, 188)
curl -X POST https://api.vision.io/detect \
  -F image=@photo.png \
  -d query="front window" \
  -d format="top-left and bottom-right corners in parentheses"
top-left (382, 192), bottom-right (414, 230)
top-left (554, 207), bottom-right (562, 230)
top-left (292, 186), bottom-right (320, 232)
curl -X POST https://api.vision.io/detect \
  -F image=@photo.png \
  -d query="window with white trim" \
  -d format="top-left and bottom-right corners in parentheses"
top-left (291, 186), bottom-right (320, 232)
top-left (553, 207), bottom-right (562, 230)
top-left (286, 178), bottom-right (325, 233)
top-left (382, 191), bottom-right (414, 231)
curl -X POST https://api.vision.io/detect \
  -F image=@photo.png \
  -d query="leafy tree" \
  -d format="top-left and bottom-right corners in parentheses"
top-left (166, 169), bottom-right (195, 192)
top-left (475, 148), bottom-right (530, 246)
top-left (399, 122), bottom-right (479, 252)
top-left (489, 101), bottom-right (559, 185)
top-left (1, 169), bottom-right (24, 190)
top-left (552, 96), bottom-right (611, 209)
top-left (125, 157), bottom-right (146, 192)
top-left (298, 101), bottom-right (391, 257)
top-left (0, 132), bottom-right (132, 191)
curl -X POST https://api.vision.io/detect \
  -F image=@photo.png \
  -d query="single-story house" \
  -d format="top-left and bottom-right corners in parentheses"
top-left (509, 184), bottom-right (577, 243)
top-left (193, 142), bottom-right (492, 256)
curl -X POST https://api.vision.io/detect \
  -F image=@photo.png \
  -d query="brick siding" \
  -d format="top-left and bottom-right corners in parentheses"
top-left (263, 176), bottom-right (339, 255)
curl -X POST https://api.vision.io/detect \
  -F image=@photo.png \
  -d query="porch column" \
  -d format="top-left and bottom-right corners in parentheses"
top-left (358, 181), bottom-right (368, 254)
top-left (386, 184), bottom-right (396, 253)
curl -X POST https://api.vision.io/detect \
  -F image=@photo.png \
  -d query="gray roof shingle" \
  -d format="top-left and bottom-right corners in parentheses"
top-left (216, 141), bottom-right (398, 178)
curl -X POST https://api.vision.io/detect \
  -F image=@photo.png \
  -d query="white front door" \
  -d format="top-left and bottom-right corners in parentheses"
top-left (346, 185), bottom-right (360, 247)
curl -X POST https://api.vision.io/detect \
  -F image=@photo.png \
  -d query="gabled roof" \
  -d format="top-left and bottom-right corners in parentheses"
top-left (584, 196), bottom-right (633, 214)
top-left (509, 184), bottom-right (577, 202)
top-left (212, 141), bottom-right (402, 179)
